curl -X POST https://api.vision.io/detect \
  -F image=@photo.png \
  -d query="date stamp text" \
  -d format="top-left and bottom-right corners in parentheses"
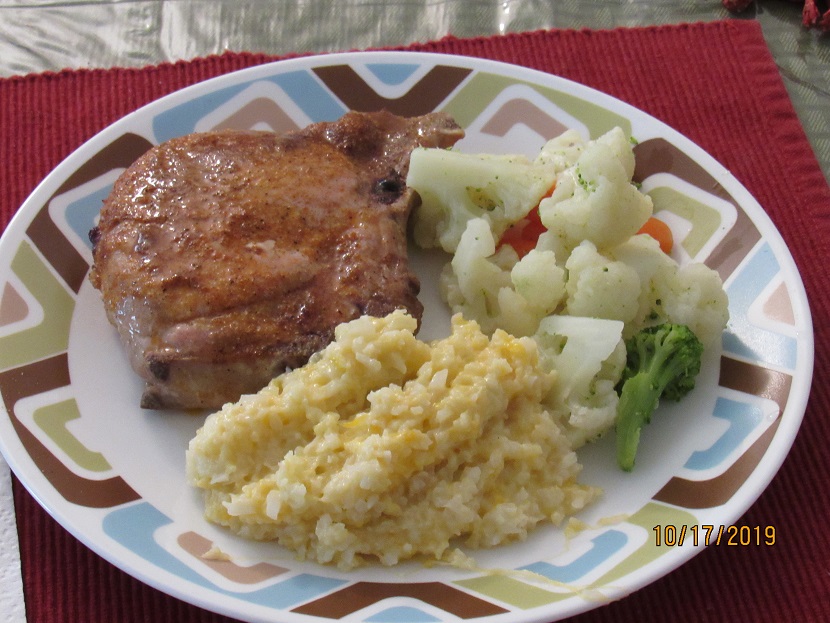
top-left (652, 524), bottom-right (776, 547)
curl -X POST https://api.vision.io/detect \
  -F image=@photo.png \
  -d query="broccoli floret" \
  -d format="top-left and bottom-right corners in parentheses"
top-left (615, 323), bottom-right (704, 471)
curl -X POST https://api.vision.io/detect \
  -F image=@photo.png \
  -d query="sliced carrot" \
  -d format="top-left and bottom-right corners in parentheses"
top-left (637, 216), bottom-right (674, 255)
top-left (497, 185), bottom-right (555, 258)
top-left (498, 207), bottom-right (545, 258)
top-left (499, 231), bottom-right (537, 258)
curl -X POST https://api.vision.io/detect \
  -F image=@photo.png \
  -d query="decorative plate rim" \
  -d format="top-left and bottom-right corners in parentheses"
top-left (0, 51), bottom-right (814, 623)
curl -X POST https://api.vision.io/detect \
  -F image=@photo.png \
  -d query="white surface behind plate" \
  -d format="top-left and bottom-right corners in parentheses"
top-left (0, 456), bottom-right (26, 623)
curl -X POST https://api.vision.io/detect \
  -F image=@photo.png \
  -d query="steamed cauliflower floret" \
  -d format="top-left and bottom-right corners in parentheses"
top-left (564, 240), bottom-right (641, 324)
top-left (534, 315), bottom-right (627, 447)
top-left (511, 249), bottom-right (566, 314)
top-left (539, 127), bottom-right (652, 254)
top-left (442, 218), bottom-right (566, 337)
top-left (492, 287), bottom-right (548, 338)
top-left (565, 370), bottom-right (624, 447)
top-left (609, 234), bottom-right (729, 344)
top-left (562, 235), bottom-right (730, 345)
top-left (608, 234), bottom-right (679, 337)
top-left (443, 218), bottom-right (511, 334)
top-left (534, 129), bottom-right (589, 171)
top-left (407, 149), bottom-right (557, 253)
top-left (657, 262), bottom-right (730, 345)
top-left (593, 125), bottom-right (637, 178)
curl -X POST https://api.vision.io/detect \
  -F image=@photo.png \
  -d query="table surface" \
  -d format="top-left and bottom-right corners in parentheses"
top-left (2, 0), bottom-right (829, 184)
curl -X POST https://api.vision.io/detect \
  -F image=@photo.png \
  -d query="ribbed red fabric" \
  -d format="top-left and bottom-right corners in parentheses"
top-left (3, 19), bottom-right (829, 623)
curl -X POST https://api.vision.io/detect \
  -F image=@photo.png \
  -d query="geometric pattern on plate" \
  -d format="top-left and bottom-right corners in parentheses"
top-left (0, 56), bottom-right (811, 623)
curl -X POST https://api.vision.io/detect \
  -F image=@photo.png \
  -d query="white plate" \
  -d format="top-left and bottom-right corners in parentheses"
top-left (0, 52), bottom-right (813, 623)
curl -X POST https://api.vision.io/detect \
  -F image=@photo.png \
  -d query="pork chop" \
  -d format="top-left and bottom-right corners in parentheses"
top-left (89, 111), bottom-right (464, 409)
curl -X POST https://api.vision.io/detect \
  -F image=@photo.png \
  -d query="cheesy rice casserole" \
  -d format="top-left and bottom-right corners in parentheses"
top-left (186, 310), bottom-right (598, 569)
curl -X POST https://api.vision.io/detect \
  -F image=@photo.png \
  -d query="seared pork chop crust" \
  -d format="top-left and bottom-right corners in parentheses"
top-left (89, 111), bottom-right (464, 409)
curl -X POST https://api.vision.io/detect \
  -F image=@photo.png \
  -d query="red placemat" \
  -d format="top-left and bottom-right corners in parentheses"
top-left (2, 19), bottom-right (829, 623)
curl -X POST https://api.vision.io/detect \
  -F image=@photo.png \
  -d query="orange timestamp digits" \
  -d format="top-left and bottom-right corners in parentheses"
top-left (652, 524), bottom-right (776, 547)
